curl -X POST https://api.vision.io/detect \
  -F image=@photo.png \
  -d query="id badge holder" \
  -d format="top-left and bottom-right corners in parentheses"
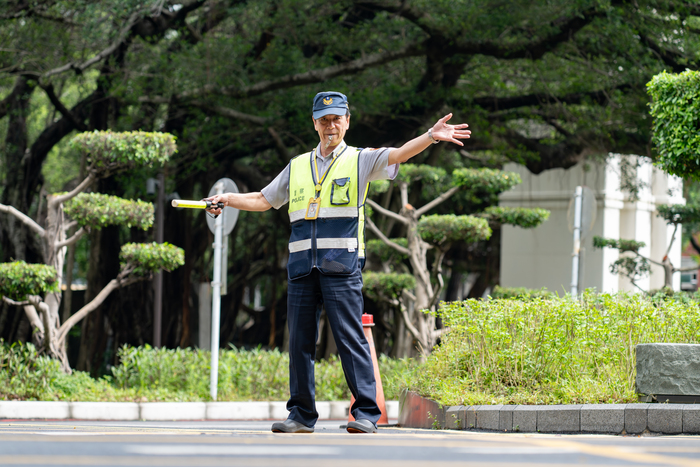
top-left (305, 197), bottom-right (321, 220)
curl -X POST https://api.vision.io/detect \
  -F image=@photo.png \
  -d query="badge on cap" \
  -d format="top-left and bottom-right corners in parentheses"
top-left (323, 97), bottom-right (333, 105)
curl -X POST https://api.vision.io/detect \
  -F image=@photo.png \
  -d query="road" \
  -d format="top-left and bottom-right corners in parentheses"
top-left (0, 420), bottom-right (700, 466)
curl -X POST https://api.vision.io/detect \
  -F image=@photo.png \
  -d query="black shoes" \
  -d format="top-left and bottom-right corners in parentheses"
top-left (271, 419), bottom-right (314, 433)
top-left (346, 419), bottom-right (377, 433)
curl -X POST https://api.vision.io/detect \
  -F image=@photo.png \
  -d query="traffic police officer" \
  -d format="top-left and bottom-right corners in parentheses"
top-left (206, 91), bottom-right (471, 434)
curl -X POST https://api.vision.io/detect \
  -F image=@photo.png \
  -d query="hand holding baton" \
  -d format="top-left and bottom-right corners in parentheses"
top-left (171, 199), bottom-right (225, 217)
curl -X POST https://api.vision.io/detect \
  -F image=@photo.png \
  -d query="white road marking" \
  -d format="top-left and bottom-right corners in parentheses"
top-left (124, 444), bottom-right (342, 456)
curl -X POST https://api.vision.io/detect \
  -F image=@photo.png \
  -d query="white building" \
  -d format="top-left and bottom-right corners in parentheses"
top-left (499, 155), bottom-right (685, 293)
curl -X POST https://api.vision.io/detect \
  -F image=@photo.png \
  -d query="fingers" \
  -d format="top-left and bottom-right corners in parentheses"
top-left (438, 113), bottom-right (453, 125)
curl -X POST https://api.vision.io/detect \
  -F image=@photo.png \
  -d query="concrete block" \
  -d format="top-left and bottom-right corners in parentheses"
top-left (444, 406), bottom-right (466, 430)
top-left (0, 401), bottom-right (70, 420)
top-left (316, 401), bottom-right (330, 420)
top-left (513, 406), bottom-right (537, 433)
top-left (499, 405), bottom-right (517, 432)
top-left (205, 402), bottom-right (269, 420)
top-left (647, 404), bottom-right (683, 434)
top-left (537, 405), bottom-right (581, 433)
top-left (269, 401), bottom-right (288, 420)
top-left (476, 404), bottom-right (502, 431)
top-left (140, 402), bottom-right (206, 421)
top-left (330, 401), bottom-right (349, 419)
top-left (70, 402), bottom-right (139, 421)
top-left (580, 404), bottom-right (625, 434)
top-left (683, 405), bottom-right (700, 434)
top-left (465, 406), bottom-right (477, 430)
top-left (385, 400), bottom-right (399, 420)
top-left (636, 343), bottom-right (700, 396)
top-left (625, 404), bottom-right (649, 434)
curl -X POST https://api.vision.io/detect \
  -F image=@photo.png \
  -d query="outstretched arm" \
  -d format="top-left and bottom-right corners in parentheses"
top-left (204, 192), bottom-right (272, 215)
top-left (387, 113), bottom-right (471, 166)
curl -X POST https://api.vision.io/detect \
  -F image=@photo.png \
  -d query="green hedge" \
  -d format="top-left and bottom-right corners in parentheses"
top-left (120, 242), bottom-right (185, 276)
top-left (0, 342), bottom-right (415, 402)
top-left (409, 291), bottom-right (700, 406)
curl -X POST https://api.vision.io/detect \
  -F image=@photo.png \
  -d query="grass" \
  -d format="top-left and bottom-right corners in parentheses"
top-left (0, 342), bottom-right (416, 402)
top-left (409, 290), bottom-right (700, 406)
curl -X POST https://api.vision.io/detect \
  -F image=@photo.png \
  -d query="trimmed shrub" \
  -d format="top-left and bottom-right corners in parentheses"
top-left (0, 261), bottom-right (58, 300)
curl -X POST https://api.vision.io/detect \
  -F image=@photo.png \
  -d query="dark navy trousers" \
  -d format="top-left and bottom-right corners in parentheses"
top-left (286, 267), bottom-right (381, 427)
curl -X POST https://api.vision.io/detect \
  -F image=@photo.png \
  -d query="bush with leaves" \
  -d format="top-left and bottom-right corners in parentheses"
top-left (410, 291), bottom-right (700, 406)
top-left (0, 130), bottom-right (182, 372)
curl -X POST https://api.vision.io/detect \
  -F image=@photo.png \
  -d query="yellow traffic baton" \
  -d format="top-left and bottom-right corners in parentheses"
top-left (171, 199), bottom-right (224, 210)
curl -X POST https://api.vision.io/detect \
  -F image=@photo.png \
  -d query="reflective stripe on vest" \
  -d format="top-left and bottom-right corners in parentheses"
top-left (287, 144), bottom-right (367, 278)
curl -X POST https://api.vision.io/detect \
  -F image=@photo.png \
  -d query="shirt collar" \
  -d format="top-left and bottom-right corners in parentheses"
top-left (315, 140), bottom-right (346, 160)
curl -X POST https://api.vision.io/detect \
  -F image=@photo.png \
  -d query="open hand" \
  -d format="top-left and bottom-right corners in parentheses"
top-left (431, 113), bottom-right (471, 146)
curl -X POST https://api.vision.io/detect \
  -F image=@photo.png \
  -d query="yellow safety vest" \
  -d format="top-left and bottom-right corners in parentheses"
top-left (287, 144), bottom-right (367, 279)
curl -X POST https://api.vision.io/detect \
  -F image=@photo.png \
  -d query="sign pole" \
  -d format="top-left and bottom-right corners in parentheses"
top-left (570, 186), bottom-right (583, 297)
top-left (210, 181), bottom-right (224, 401)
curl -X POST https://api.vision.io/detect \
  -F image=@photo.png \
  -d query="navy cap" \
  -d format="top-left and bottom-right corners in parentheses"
top-left (312, 91), bottom-right (349, 119)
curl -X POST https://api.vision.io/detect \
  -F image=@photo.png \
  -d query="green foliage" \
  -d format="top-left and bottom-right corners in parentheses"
top-left (63, 192), bottom-right (154, 230)
top-left (363, 271), bottom-right (416, 301)
top-left (417, 214), bottom-right (491, 246)
top-left (371, 180), bottom-right (391, 194)
top-left (490, 285), bottom-right (555, 300)
top-left (452, 168), bottom-right (521, 195)
top-left (0, 341), bottom-right (63, 400)
top-left (647, 70), bottom-right (700, 179)
top-left (396, 164), bottom-right (447, 185)
top-left (70, 131), bottom-right (176, 178)
top-left (0, 342), bottom-right (415, 401)
top-left (657, 204), bottom-right (700, 226)
top-left (366, 238), bottom-right (409, 263)
top-left (593, 236), bottom-right (645, 253)
top-left (410, 292), bottom-right (700, 406)
top-left (480, 206), bottom-right (550, 228)
top-left (0, 261), bottom-right (58, 300)
top-left (120, 242), bottom-right (184, 276)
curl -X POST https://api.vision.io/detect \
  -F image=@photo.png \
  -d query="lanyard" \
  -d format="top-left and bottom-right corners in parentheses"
top-left (312, 142), bottom-right (347, 195)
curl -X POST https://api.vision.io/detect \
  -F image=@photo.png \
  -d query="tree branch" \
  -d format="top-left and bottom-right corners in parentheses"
top-left (0, 203), bottom-right (46, 238)
top-left (151, 43), bottom-right (424, 101)
top-left (415, 185), bottom-right (461, 217)
top-left (40, 83), bottom-right (87, 131)
top-left (55, 227), bottom-right (86, 250)
top-left (365, 216), bottom-right (411, 256)
top-left (366, 198), bottom-right (409, 225)
top-left (664, 224), bottom-right (679, 259)
top-left (2, 296), bottom-right (29, 306)
top-left (51, 174), bottom-right (95, 207)
top-left (186, 100), bottom-right (269, 125)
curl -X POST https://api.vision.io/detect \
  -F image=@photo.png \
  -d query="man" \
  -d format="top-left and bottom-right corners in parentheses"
top-left (206, 91), bottom-right (470, 433)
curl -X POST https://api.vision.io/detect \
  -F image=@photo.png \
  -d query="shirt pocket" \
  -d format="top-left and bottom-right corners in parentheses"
top-left (331, 177), bottom-right (351, 205)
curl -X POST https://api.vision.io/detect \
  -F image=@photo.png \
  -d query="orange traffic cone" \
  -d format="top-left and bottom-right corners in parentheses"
top-left (348, 313), bottom-right (388, 425)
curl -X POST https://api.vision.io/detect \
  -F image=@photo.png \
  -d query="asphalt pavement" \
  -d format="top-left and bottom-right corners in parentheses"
top-left (1, 420), bottom-right (700, 466)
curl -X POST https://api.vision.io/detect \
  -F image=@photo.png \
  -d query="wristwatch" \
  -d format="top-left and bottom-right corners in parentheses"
top-left (428, 128), bottom-right (439, 144)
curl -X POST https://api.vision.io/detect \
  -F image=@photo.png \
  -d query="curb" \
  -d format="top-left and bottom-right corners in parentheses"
top-left (0, 400), bottom-right (399, 421)
top-left (398, 390), bottom-right (700, 434)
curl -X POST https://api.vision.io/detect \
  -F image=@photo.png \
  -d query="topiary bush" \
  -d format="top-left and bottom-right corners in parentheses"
top-left (120, 242), bottom-right (185, 276)
top-left (0, 261), bottom-right (58, 300)
top-left (64, 193), bottom-right (154, 230)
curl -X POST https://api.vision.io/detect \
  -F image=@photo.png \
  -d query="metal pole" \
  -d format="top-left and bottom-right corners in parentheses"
top-left (571, 186), bottom-right (583, 297)
top-left (210, 182), bottom-right (224, 401)
top-left (153, 172), bottom-right (165, 347)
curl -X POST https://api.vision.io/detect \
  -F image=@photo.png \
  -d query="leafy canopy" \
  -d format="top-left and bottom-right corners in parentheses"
top-left (593, 236), bottom-right (646, 253)
top-left (363, 272), bottom-right (416, 301)
top-left (418, 214), bottom-right (492, 246)
top-left (0, 261), bottom-right (58, 300)
top-left (120, 242), bottom-right (185, 276)
top-left (70, 131), bottom-right (176, 178)
top-left (647, 70), bottom-right (700, 179)
top-left (480, 206), bottom-right (550, 228)
top-left (64, 193), bottom-right (154, 230)
top-left (657, 204), bottom-right (700, 226)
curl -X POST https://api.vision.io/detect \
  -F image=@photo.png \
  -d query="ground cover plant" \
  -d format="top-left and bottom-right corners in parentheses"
top-left (410, 291), bottom-right (700, 406)
top-left (0, 343), bottom-right (414, 402)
